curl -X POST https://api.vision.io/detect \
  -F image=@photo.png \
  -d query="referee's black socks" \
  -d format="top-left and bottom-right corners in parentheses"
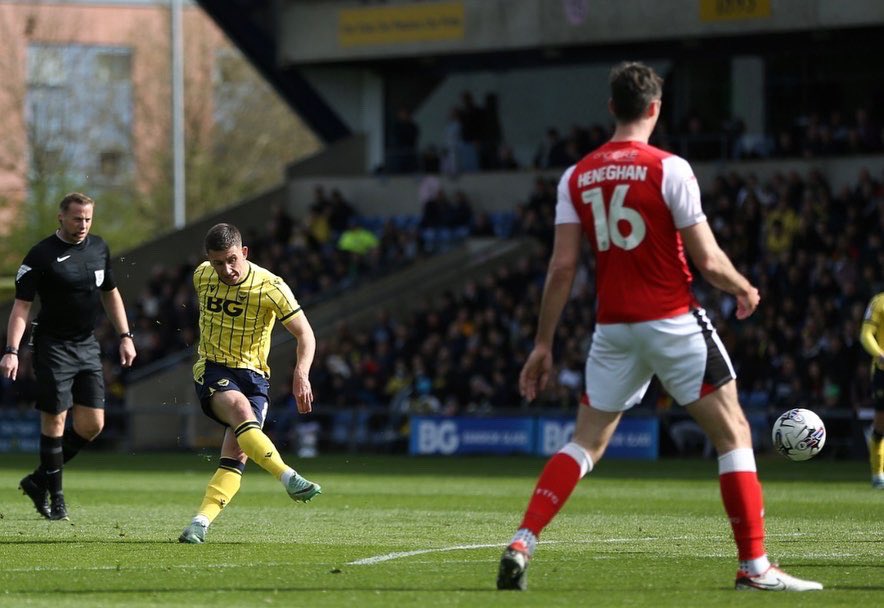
top-left (38, 434), bottom-right (64, 497)
top-left (62, 428), bottom-right (90, 463)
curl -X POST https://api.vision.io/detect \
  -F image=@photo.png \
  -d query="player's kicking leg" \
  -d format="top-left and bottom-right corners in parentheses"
top-left (179, 391), bottom-right (320, 544)
top-left (232, 419), bottom-right (322, 502)
top-left (213, 389), bottom-right (321, 503)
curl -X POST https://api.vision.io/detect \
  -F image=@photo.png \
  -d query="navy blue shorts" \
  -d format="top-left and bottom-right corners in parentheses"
top-left (194, 361), bottom-right (270, 427)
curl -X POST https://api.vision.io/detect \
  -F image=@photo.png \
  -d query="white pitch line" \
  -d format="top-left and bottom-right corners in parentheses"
top-left (346, 537), bottom-right (656, 566)
top-left (346, 532), bottom-right (815, 566)
top-left (347, 543), bottom-right (506, 566)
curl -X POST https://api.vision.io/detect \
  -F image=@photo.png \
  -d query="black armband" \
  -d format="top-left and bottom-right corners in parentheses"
top-left (4, 346), bottom-right (18, 355)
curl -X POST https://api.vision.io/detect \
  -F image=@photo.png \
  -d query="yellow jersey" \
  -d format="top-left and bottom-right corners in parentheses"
top-left (192, 260), bottom-right (301, 380)
top-left (860, 292), bottom-right (884, 371)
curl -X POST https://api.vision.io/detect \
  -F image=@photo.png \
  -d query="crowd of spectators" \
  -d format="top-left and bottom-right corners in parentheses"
top-left (769, 108), bottom-right (884, 160)
top-left (668, 107), bottom-right (884, 162)
top-left (383, 84), bottom-right (884, 175)
top-left (384, 90), bottom-right (518, 176)
top-left (2, 154), bottom-right (883, 457)
top-left (300, 165), bottom-right (884, 437)
top-left (0, 184), bottom-right (492, 436)
top-left (534, 106), bottom-right (884, 170)
top-left (701, 167), bottom-right (884, 414)
top-left (100, 185), bottom-right (497, 377)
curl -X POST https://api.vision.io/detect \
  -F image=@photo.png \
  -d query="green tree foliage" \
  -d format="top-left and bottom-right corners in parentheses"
top-left (0, 9), bottom-right (319, 275)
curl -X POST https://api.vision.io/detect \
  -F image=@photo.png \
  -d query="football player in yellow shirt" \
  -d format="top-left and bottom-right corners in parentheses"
top-left (860, 292), bottom-right (884, 489)
top-left (179, 223), bottom-right (321, 543)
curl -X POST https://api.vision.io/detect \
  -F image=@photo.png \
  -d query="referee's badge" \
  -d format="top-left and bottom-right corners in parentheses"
top-left (94, 269), bottom-right (105, 286)
top-left (15, 264), bottom-right (31, 282)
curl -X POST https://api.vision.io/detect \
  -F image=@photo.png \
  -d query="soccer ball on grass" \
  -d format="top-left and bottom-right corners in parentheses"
top-left (771, 408), bottom-right (826, 461)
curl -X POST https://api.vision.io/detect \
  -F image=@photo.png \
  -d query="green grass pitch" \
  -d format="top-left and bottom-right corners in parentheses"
top-left (0, 452), bottom-right (881, 607)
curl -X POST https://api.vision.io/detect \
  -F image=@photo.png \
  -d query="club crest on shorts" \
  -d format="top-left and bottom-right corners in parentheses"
top-left (94, 269), bottom-right (105, 286)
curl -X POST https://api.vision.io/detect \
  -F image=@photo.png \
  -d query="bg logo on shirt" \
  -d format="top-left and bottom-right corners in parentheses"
top-left (206, 296), bottom-right (244, 317)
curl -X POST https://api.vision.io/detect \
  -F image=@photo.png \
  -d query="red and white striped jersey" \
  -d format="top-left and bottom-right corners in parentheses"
top-left (556, 140), bottom-right (705, 323)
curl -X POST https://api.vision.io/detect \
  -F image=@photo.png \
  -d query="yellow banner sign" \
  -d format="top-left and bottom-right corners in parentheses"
top-left (339, 1), bottom-right (465, 47)
top-left (699, 0), bottom-right (771, 21)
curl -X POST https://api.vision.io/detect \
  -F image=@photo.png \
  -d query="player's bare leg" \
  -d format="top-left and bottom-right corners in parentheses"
top-left (687, 381), bottom-right (822, 591)
top-left (208, 391), bottom-right (320, 502)
top-left (498, 404), bottom-right (620, 590)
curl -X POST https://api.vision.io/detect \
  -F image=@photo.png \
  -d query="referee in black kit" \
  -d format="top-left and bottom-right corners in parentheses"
top-left (0, 192), bottom-right (137, 520)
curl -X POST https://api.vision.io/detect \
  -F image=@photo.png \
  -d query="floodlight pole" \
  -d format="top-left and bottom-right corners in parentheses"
top-left (171, 0), bottom-right (186, 229)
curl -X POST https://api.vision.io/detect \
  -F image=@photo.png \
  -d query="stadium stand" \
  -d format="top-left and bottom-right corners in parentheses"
top-left (2, 1), bottom-right (882, 460)
top-left (21, 162), bottom-right (870, 456)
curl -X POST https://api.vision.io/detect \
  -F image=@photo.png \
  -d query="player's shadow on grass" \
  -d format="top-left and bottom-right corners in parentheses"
top-left (785, 561), bottom-right (883, 568)
top-left (0, 453), bottom-right (868, 481)
top-left (824, 584), bottom-right (884, 591)
top-left (1, 586), bottom-right (507, 595)
top-left (0, 539), bottom-right (291, 546)
top-left (0, 539), bottom-right (212, 545)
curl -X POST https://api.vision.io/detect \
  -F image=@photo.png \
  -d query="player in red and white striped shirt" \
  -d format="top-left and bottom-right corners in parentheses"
top-left (496, 61), bottom-right (822, 593)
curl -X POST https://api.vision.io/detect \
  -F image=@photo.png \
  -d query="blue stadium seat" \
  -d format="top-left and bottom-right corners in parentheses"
top-left (490, 211), bottom-right (515, 237)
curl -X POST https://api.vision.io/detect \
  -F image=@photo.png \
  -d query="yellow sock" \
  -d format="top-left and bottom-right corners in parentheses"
top-left (234, 420), bottom-right (289, 480)
top-left (196, 458), bottom-right (244, 524)
top-left (871, 432), bottom-right (884, 477)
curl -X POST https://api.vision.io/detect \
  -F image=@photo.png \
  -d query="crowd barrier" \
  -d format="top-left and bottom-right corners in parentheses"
top-left (409, 415), bottom-right (659, 459)
top-left (0, 407), bottom-right (871, 459)
top-left (0, 410), bottom-right (39, 453)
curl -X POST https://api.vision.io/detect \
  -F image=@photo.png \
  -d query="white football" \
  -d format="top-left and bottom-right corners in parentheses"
top-left (771, 408), bottom-right (826, 461)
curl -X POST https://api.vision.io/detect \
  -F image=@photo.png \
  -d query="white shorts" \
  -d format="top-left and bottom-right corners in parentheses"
top-left (585, 308), bottom-right (735, 411)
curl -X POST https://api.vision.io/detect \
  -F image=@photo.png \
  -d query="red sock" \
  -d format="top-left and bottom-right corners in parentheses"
top-left (719, 471), bottom-right (766, 560)
top-left (519, 452), bottom-right (583, 536)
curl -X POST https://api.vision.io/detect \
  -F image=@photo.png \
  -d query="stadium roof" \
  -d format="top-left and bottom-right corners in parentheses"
top-left (196, 0), bottom-right (884, 146)
top-left (196, 0), bottom-right (351, 144)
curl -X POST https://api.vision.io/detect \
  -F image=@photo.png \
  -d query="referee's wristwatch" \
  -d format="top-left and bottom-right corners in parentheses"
top-left (120, 331), bottom-right (135, 342)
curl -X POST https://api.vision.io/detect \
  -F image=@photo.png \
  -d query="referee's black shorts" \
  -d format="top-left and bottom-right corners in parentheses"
top-left (33, 333), bottom-right (104, 414)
